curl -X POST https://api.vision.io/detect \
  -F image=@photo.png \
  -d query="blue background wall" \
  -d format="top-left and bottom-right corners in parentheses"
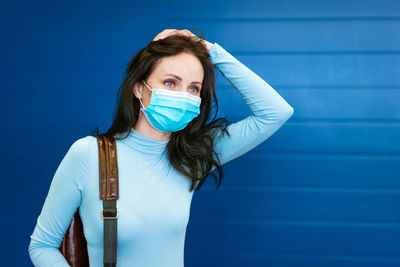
top-left (1, 1), bottom-right (399, 266)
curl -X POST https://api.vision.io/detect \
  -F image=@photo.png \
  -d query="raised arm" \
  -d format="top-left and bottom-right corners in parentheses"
top-left (209, 43), bottom-right (294, 169)
top-left (28, 137), bottom-right (91, 267)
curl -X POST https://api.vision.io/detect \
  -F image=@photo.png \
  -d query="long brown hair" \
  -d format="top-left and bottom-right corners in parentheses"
top-left (91, 30), bottom-right (230, 191)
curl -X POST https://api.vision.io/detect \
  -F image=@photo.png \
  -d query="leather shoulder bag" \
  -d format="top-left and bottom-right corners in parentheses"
top-left (59, 134), bottom-right (119, 267)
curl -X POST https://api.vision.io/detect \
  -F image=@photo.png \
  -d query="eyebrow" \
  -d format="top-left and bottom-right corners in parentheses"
top-left (162, 73), bottom-right (202, 85)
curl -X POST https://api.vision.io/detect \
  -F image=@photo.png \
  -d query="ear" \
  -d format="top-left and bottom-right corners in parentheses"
top-left (133, 82), bottom-right (143, 99)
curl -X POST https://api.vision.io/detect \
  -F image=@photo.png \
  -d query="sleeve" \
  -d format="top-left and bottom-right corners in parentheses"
top-left (28, 136), bottom-right (91, 267)
top-left (209, 43), bottom-right (294, 170)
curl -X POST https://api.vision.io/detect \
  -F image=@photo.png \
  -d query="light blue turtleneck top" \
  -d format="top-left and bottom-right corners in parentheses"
top-left (28, 42), bottom-right (294, 267)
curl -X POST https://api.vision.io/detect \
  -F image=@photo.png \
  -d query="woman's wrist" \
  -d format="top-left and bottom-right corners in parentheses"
top-left (203, 40), bottom-right (214, 53)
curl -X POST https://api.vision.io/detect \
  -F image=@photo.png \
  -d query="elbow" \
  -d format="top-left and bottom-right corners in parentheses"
top-left (28, 238), bottom-right (40, 260)
top-left (287, 105), bottom-right (294, 117)
top-left (252, 104), bottom-right (294, 131)
top-left (277, 104), bottom-right (294, 122)
top-left (28, 235), bottom-right (53, 262)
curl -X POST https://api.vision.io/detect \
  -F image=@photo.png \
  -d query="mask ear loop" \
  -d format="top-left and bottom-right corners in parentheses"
top-left (138, 98), bottom-right (145, 109)
top-left (139, 80), bottom-right (153, 109)
top-left (142, 80), bottom-right (153, 92)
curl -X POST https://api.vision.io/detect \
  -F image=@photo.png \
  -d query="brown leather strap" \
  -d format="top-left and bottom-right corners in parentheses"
top-left (96, 135), bottom-right (119, 267)
top-left (97, 135), bottom-right (119, 200)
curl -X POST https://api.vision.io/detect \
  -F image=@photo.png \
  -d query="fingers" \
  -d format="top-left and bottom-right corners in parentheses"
top-left (153, 29), bottom-right (197, 41)
top-left (153, 29), bottom-right (178, 41)
top-left (153, 29), bottom-right (174, 41)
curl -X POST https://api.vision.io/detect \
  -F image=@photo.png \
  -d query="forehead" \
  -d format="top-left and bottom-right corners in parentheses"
top-left (152, 52), bottom-right (204, 81)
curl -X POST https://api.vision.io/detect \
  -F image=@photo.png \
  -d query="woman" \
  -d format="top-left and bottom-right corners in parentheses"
top-left (28, 29), bottom-right (294, 266)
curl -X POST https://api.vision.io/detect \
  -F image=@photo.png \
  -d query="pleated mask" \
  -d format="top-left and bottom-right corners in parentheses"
top-left (138, 80), bottom-right (202, 132)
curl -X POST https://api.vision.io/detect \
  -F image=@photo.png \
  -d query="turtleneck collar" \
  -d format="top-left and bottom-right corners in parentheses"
top-left (116, 127), bottom-right (169, 156)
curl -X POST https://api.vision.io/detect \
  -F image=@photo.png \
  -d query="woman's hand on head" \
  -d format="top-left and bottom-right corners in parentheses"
top-left (153, 29), bottom-right (214, 52)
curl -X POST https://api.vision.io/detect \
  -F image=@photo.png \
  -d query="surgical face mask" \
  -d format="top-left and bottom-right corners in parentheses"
top-left (138, 80), bottom-right (202, 133)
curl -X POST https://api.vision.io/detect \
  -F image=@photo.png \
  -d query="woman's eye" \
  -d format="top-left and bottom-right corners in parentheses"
top-left (164, 80), bottom-right (199, 93)
top-left (164, 80), bottom-right (174, 87)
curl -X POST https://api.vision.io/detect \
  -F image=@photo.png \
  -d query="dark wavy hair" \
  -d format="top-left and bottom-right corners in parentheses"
top-left (91, 29), bottom-right (230, 191)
